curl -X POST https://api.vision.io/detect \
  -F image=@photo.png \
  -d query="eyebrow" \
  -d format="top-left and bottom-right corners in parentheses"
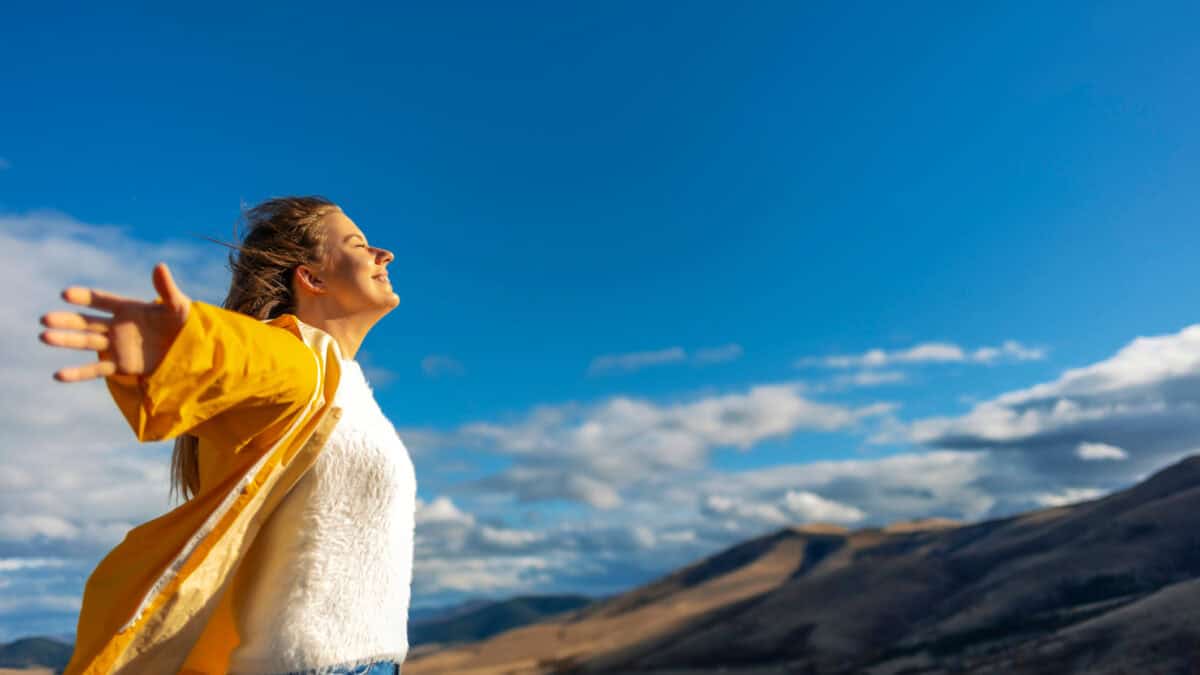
top-left (343, 233), bottom-right (367, 244)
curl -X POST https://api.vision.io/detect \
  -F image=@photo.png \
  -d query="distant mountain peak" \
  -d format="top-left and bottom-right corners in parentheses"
top-left (407, 453), bottom-right (1200, 675)
top-left (880, 517), bottom-right (962, 533)
top-left (787, 522), bottom-right (851, 535)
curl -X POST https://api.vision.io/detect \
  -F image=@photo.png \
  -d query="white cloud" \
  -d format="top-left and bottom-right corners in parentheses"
top-left (0, 594), bottom-right (81, 614)
top-left (17, 207), bottom-right (1200, 626)
top-left (631, 526), bottom-right (657, 549)
top-left (421, 354), bottom-right (465, 377)
top-left (588, 343), bottom-right (744, 375)
top-left (0, 205), bottom-right (237, 645)
top-left (356, 348), bottom-right (400, 389)
top-left (866, 413), bottom-right (912, 445)
top-left (702, 494), bottom-right (790, 526)
top-left (0, 211), bottom-right (231, 558)
top-left (406, 438), bottom-right (1156, 603)
top-left (0, 558), bottom-right (70, 573)
top-left (414, 556), bottom-right (555, 594)
top-left (783, 490), bottom-right (866, 524)
top-left (883, 324), bottom-right (1200, 519)
top-left (911, 324), bottom-right (1200, 449)
top-left (477, 468), bottom-right (622, 509)
top-left (688, 451), bottom-right (997, 528)
top-left (835, 370), bottom-right (907, 387)
top-left (0, 515), bottom-right (80, 541)
top-left (693, 343), bottom-right (743, 364)
top-left (455, 383), bottom-right (890, 508)
top-left (410, 494), bottom-right (660, 599)
top-left (972, 340), bottom-right (1046, 363)
top-left (380, 322), bottom-right (1200, 604)
top-left (588, 347), bottom-right (686, 375)
top-left (798, 340), bottom-right (1045, 369)
top-left (1076, 442), bottom-right (1128, 461)
top-left (478, 525), bottom-right (546, 549)
top-left (1032, 488), bottom-right (1106, 508)
top-left (416, 495), bottom-right (551, 557)
top-left (416, 496), bottom-right (476, 525)
top-left (659, 529), bottom-right (697, 545)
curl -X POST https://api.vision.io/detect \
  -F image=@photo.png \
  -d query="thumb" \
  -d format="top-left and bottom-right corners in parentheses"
top-left (152, 262), bottom-right (190, 311)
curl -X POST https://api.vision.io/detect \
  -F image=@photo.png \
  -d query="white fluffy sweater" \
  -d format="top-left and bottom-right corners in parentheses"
top-left (227, 358), bottom-right (417, 675)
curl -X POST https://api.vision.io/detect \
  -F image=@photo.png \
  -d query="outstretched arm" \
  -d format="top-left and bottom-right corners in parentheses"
top-left (39, 262), bottom-right (318, 441)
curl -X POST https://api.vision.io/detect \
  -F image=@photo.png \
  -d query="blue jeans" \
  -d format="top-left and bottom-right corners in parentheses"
top-left (276, 661), bottom-right (400, 675)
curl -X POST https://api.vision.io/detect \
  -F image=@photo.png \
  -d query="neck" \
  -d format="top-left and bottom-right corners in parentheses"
top-left (295, 310), bottom-right (381, 361)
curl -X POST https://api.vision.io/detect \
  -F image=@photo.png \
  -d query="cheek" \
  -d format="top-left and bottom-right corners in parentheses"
top-left (328, 256), bottom-right (368, 289)
top-left (350, 258), bottom-right (380, 289)
top-left (356, 257), bottom-right (378, 279)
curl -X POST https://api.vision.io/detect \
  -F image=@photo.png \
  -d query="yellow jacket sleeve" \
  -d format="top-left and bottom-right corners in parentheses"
top-left (104, 300), bottom-right (320, 442)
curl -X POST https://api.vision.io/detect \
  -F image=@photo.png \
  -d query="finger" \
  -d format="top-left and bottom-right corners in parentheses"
top-left (61, 286), bottom-right (147, 313)
top-left (54, 360), bottom-right (118, 383)
top-left (40, 311), bottom-right (113, 333)
top-left (39, 328), bottom-right (111, 352)
top-left (152, 262), bottom-right (188, 308)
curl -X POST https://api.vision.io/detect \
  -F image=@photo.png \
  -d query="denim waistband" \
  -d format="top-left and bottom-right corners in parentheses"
top-left (274, 660), bottom-right (399, 675)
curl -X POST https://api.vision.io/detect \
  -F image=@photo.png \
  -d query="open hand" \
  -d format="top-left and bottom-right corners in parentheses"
top-left (39, 262), bottom-right (193, 382)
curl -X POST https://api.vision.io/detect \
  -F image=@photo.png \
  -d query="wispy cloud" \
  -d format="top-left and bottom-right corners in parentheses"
top-left (701, 490), bottom-right (866, 526)
top-left (808, 370), bottom-right (908, 392)
top-left (422, 354), bottom-right (465, 377)
top-left (404, 449), bottom-right (996, 602)
top-left (412, 494), bottom-right (647, 601)
top-left (693, 343), bottom-right (743, 364)
top-left (884, 322), bottom-right (1200, 514)
top-left (1076, 442), bottom-right (1128, 461)
top-left (355, 348), bottom-right (401, 388)
top-left (1031, 487), bottom-right (1106, 508)
top-left (429, 382), bottom-right (892, 509)
top-left (796, 340), bottom-right (1045, 369)
top-left (0, 558), bottom-right (70, 573)
top-left (0, 210), bottom-right (230, 549)
top-left (397, 323), bottom-right (1200, 604)
top-left (0, 209), bottom-right (232, 640)
top-left (587, 347), bottom-right (686, 375)
top-left (911, 325), bottom-right (1200, 449)
top-left (8, 208), bottom-right (1199, 638)
top-left (587, 343), bottom-right (743, 375)
top-left (405, 449), bottom-right (1004, 601)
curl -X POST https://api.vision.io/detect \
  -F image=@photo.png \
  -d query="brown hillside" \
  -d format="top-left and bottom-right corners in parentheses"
top-left (405, 454), bottom-right (1200, 674)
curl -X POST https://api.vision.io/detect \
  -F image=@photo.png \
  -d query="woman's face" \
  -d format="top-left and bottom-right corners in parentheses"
top-left (308, 207), bottom-right (399, 315)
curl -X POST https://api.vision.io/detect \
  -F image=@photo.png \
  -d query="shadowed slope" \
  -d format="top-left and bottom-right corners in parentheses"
top-left (405, 524), bottom-right (839, 674)
top-left (406, 454), bottom-right (1200, 674)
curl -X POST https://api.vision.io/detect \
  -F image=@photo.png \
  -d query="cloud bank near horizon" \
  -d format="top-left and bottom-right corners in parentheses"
top-left (3, 210), bottom-right (1200, 639)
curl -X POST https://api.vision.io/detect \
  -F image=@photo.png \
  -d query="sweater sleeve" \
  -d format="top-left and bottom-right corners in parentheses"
top-left (104, 300), bottom-right (320, 442)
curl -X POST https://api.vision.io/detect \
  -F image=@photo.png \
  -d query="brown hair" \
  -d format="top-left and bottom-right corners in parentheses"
top-left (168, 195), bottom-right (338, 505)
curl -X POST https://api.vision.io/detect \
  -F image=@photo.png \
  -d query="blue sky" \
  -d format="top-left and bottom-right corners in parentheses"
top-left (3, 0), bottom-right (1200, 642)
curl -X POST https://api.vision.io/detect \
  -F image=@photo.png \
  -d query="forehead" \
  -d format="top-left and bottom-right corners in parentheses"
top-left (319, 208), bottom-right (366, 242)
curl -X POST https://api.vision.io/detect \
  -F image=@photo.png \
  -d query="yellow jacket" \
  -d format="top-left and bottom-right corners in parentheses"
top-left (64, 299), bottom-right (347, 675)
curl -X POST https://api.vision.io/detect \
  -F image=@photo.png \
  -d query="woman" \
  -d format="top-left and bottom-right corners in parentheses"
top-left (39, 196), bottom-right (414, 675)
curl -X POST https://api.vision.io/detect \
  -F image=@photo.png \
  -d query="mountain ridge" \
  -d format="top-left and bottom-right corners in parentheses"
top-left (10, 456), bottom-right (1200, 674)
top-left (407, 453), bottom-right (1200, 674)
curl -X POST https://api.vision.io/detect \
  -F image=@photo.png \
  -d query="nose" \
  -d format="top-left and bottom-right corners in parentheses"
top-left (373, 247), bottom-right (394, 265)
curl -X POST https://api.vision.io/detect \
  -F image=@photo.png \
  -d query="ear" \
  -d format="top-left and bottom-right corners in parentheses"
top-left (294, 264), bottom-right (326, 295)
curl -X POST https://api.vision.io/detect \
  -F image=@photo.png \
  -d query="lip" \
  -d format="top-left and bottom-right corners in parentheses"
top-left (373, 274), bottom-right (390, 284)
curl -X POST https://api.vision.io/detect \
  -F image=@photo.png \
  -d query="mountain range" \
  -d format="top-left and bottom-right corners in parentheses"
top-left (406, 454), bottom-right (1200, 674)
top-left (9, 454), bottom-right (1200, 673)
top-left (0, 594), bottom-right (594, 673)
